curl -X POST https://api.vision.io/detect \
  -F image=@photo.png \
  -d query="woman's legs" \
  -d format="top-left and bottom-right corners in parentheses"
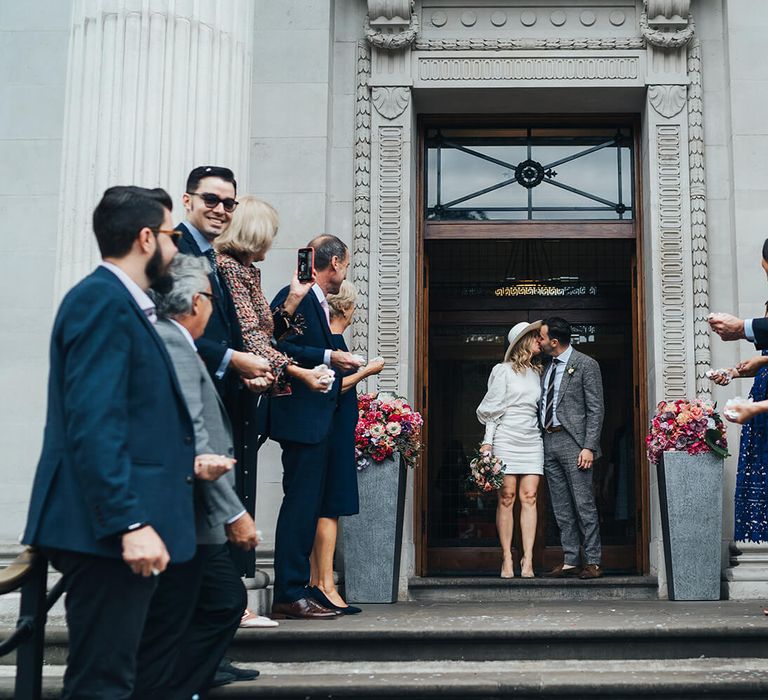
top-left (309, 516), bottom-right (348, 607)
top-left (496, 475), bottom-right (518, 578)
top-left (518, 474), bottom-right (541, 577)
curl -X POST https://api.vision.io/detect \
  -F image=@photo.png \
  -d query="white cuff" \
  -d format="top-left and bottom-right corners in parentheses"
top-left (226, 510), bottom-right (247, 525)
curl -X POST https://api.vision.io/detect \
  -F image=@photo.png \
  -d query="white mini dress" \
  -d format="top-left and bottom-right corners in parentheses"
top-left (476, 363), bottom-right (544, 476)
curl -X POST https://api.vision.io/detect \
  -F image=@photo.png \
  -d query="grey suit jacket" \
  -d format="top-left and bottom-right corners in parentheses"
top-left (155, 319), bottom-right (244, 545)
top-left (542, 348), bottom-right (605, 459)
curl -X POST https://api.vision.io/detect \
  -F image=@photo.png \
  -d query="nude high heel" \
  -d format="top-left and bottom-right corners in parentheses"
top-left (520, 556), bottom-right (535, 579)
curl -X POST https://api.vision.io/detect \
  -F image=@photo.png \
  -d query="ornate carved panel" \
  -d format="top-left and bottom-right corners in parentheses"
top-left (648, 84), bottom-right (686, 118)
top-left (656, 124), bottom-right (688, 400)
top-left (372, 86), bottom-right (410, 119)
top-left (376, 126), bottom-right (404, 393)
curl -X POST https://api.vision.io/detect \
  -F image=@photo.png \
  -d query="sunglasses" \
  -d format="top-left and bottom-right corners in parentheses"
top-left (198, 291), bottom-right (218, 303)
top-left (187, 192), bottom-right (239, 213)
top-left (154, 229), bottom-right (182, 245)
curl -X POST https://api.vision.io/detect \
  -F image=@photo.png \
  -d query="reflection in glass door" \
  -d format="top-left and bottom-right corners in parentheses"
top-left (425, 239), bottom-right (639, 574)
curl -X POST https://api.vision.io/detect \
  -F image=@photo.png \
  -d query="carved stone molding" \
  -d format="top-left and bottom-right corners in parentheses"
top-left (365, 0), bottom-right (419, 50)
top-left (641, 1), bottom-right (694, 48)
top-left (376, 126), bottom-right (405, 393)
top-left (417, 56), bottom-right (640, 82)
top-left (647, 0), bottom-right (691, 26)
top-left (352, 41), bottom-right (372, 360)
top-left (656, 124), bottom-right (688, 400)
top-left (368, 0), bottom-right (412, 26)
top-left (687, 36), bottom-right (712, 398)
top-left (414, 37), bottom-right (646, 50)
top-left (648, 84), bottom-right (687, 118)
top-left (372, 86), bottom-right (410, 119)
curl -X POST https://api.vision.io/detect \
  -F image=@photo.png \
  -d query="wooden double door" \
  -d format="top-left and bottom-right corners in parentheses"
top-left (420, 237), bottom-right (645, 575)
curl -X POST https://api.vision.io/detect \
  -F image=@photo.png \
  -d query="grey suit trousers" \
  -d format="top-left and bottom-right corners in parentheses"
top-left (544, 430), bottom-right (602, 566)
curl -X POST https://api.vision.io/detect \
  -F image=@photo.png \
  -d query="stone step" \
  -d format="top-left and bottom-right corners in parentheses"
top-left (3, 659), bottom-right (768, 699)
top-left (407, 575), bottom-right (659, 602)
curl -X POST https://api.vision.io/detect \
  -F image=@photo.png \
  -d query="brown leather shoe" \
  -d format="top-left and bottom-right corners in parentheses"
top-left (544, 564), bottom-right (582, 578)
top-left (271, 597), bottom-right (341, 620)
top-left (579, 564), bottom-right (604, 579)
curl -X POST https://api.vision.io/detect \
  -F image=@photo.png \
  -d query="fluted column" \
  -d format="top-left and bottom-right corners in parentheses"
top-left (55, 0), bottom-right (254, 297)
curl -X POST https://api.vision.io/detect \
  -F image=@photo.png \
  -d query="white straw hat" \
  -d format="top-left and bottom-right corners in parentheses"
top-left (503, 320), bottom-right (543, 362)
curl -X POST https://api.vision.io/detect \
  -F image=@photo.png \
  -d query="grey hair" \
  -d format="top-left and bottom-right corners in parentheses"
top-left (153, 253), bottom-right (212, 318)
top-left (308, 234), bottom-right (348, 271)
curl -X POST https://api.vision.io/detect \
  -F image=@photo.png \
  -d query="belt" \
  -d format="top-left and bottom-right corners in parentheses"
top-left (544, 426), bottom-right (563, 434)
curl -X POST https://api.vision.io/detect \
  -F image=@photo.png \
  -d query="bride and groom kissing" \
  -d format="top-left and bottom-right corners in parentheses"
top-left (477, 317), bottom-right (605, 580)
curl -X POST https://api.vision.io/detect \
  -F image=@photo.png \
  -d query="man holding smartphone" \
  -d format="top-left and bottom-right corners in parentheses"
top-left (269, 235), bottom-right (364, 619)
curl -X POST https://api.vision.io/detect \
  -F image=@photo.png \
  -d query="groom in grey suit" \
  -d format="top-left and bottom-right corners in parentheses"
top-left (539, 317), bottom-right (605, 580)
top-left (133, 254), bottom-right (258, 699)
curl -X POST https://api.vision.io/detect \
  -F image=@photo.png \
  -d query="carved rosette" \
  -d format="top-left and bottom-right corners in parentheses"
top-left (372, 86), bottom-right (410, 119)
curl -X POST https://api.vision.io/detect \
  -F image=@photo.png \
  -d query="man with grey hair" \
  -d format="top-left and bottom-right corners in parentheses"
top-left (133, 254), bottom-right (260, 698)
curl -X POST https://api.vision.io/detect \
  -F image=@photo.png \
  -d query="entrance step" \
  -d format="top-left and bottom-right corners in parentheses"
top-left (408, 575), bottom-right (659, 602)
top-left (3, 659), bottom-right (768, 699)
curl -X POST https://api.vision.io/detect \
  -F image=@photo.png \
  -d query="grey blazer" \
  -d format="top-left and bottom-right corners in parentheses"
top-left (155, 319), bottom-right (244, 545)
top-left (542, 348), bottom-right (605, 459)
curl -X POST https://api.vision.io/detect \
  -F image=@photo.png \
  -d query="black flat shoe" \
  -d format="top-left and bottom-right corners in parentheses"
top-left (308, 586), bottom-right (362, 615)
top-left (217, 657), bottom-right (260, 681)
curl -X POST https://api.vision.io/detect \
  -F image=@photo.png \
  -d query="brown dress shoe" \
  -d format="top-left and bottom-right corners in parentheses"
top-left (579, 564), bottom-right (603, 579)
top-left (271, 597), bottom-right (341, 620)
top-left (544, 564), bottom-right (581, 578)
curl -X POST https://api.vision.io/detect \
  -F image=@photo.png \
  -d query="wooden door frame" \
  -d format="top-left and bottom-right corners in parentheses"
top-left (413, 113), bottom-right (649, 576)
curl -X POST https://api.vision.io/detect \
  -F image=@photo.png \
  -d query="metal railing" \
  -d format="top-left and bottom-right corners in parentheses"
top-left (0, 548), bottom-right (64, 700)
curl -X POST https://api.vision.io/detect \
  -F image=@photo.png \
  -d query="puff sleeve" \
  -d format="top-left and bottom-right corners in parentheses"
top-left (476, 363), bottom-right (508, 445)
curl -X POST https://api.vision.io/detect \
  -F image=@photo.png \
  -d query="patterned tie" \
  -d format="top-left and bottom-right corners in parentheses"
top-left (204, 248), bottom-right (223, 297)
top-left (543, 358), bottom-right (560, 429)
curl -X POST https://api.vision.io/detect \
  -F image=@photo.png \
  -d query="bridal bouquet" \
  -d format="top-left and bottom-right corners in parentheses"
top-left (646, 398), bottom-right (729, 465)
top-left (355, 393), bottom-right (423, 470)
top-left (467, 448), bottom-right (505, 492)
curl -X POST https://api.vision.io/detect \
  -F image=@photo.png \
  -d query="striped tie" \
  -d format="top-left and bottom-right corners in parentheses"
top-left (204, 248), bottom-right (223, 297)
top-left (543, 358), bottom-right (560, 429)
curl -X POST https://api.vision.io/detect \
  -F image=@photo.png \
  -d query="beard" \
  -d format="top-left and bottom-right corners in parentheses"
top-left (146, 245), bottom-right (174, 295)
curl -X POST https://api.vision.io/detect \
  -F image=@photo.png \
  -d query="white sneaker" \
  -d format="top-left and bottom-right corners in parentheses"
top-left (240, 610), bottom-right (279, 628)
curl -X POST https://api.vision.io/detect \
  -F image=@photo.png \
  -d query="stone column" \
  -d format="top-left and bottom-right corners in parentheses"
top-left (54, 0), bottom-right (254, 297)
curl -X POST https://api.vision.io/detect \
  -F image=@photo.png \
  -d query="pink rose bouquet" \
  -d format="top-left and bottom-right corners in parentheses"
top-left (645, 398), bottom-right (729, 465)
top-left (467, 448), bottom-right (505, 492)
top-left (355, 393), bottom-right (423, 470)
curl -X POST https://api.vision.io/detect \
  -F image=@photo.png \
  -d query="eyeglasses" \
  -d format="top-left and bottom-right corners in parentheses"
top-left (154, 229), bottom-right (182, 245)
top-left (186, 192), bottom-right (238, 213)
top-left (198, 291), bottom-right (218, 303)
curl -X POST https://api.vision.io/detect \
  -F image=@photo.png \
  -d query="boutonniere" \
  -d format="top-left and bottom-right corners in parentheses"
top-left (567, 366), bottom-right (576, 376)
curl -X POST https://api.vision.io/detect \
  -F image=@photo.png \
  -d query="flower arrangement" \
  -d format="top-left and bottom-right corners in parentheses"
top-left (355, 392), bottom-right (423, 470)
top-left (467, 448), bottom-right (505, 492)
top-left (646, 398), bottom-right (729, 465)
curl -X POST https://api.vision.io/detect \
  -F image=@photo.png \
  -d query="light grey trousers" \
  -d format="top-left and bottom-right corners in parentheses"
top-left (543, 430), bottom-right (602, 566)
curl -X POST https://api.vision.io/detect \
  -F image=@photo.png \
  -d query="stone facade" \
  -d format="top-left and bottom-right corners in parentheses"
top-left (1, 0), bottom-right (767, 597)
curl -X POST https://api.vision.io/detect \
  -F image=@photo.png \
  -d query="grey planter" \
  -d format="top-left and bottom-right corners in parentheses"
top-left (341, 452), bottom-right (407, 603)
top-left (657, 451), bottom-right (723, 600)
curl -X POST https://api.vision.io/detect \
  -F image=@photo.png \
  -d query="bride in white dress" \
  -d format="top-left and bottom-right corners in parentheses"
top-left (477, 320), bottom-right (544, 579)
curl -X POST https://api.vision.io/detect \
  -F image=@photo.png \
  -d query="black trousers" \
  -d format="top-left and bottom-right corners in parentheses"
top-left (132, 543), bottom-right (246, 700)
top-left (45, 548), bottom-right (158, 700)
top-left (273, 439), bottom-right (330, 603)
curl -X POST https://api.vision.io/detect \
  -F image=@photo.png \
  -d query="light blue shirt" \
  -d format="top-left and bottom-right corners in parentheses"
top-left (182, 220), bottom-right (232, 379)
top-left (541, 344), bottom-right (574, 427)
top-left (99, 262), bottom-right (156, 323)
top-left (745, 319), bottom-right (755, 342)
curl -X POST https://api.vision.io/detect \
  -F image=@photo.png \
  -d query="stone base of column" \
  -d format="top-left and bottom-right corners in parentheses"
top-left (723, 541), bottom-right (768, 599)
top-left (244, 568), bottom-right (272, 615)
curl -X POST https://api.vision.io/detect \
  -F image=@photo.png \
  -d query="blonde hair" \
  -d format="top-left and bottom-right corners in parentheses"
top-left (326, 280), bottom-right (358, 319)
top-left (506, 330), bottom-right (543, 374)
top-left (214, 195), bottom-right (278, 258)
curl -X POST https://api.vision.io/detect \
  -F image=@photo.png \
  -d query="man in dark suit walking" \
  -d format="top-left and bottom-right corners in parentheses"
top-left (133, 254), bottom-right (259, 699)
top-left (175, 166), bottom-right (268, 578)
top-left (22, 186), bottom-right (196, 699)
top-left (269, 235), bottom-right (363, 619)
top-left (538, 317), bottom-right (606, 580)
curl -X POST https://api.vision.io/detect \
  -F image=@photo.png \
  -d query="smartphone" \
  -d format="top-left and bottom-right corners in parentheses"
top-left (297, 247), bottom-right (315, 282)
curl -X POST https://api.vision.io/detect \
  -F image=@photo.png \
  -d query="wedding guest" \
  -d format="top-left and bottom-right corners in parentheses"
top-left (308, 281), bottom-right (385, 613)
top-left (539, 317), bottom-right (605, 580)
top-left (22, 186), bottom-right (194, 699)
top-left (213, 195), bottom-right (331, 394)
top-left (477, 321), bottom-right (544, 579)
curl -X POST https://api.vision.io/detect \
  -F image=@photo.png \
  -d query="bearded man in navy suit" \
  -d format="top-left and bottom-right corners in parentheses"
top-left (269, 235), bottom-right (364, 619)
top-left (22, 186), bottom-right (196, 699)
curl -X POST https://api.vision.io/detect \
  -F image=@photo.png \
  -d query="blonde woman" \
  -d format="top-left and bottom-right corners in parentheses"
top-left (214, 195), bottom-right (327, 394)
top-left (308, 281), bottom-right (384, 613)
top-left (476, 321), bottom-right (544, 579)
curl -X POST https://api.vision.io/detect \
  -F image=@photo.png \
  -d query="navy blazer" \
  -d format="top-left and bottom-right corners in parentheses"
top-left (267, 287), bottom-right (340, 445)
top-left (23, 267), bottom-right (197, 562)
top-left (176, 223), bottom-right (244, 380)
top-left (752, 317), bottom-right (768, 350)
